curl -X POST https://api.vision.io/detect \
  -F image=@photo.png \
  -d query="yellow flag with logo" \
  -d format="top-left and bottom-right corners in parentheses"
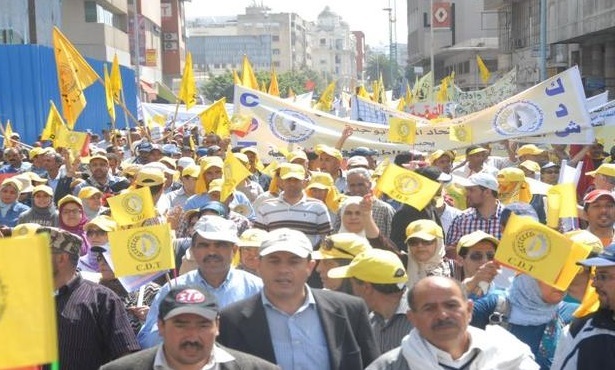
top-left (52, 26), bottom-right (100, 128)
top-left (495, 214), bottom-right (592, 290)
top-left (3, 121), bottom-right (14, 148)
top-left (449, 123), bottom-right (472, 143)
top-left (0, 234), bottom-right (58, 368)
top-left (221, 151), bottom-right (252, 202)
top-left (357, 85), bottom-right (369, 99)
top-left (107, 187), bottom-right (157, 226)
top-left (108, 223), bottom-right (175, 277)
top-left (41, 101), bottom-right (65, 145)
top-left (104, 64), bottom-right (115, 124)
top-left (314, 81), bottom-right (336, 112)
top-left (546, 182), bottom-right (578, 230)
top-left (110, 53), bottom-right (123, 103)
top-left (241, 55), bottom-right (259, 90)
top-left (476, 55), bottom-right (491, 84)
top-left (178, 52), bottom-right (197, 109)
top-left (199, 98), bottom-right (231, 138)
top-left (376, 164), bottom-right (440, 210)
top-left (388, 117), bottom-right (416, 144)
top-left (55, 124), bottom-right (88, 154)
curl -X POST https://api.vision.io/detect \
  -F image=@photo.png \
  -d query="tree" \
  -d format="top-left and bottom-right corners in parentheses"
top-left (365, 53), bottom-right (402, 91)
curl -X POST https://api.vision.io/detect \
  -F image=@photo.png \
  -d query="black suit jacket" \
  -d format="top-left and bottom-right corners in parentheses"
top-left (99, 345), bottom-right (280, 370)
top-left (218, 289), bottom-right (380, 370)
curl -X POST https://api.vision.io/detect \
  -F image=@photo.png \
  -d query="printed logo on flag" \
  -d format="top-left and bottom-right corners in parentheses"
top-left (68, 132), bottom-right (79, 144)
top-left (492, 100), bottom-right (544, 136)
top-left (122, 194), bottom-right (144, 215)
top-left (513, 229), bottom-right (551, 262)
top-left (394, 174), bottom-right (420, 194)
top-left (268, 109), bottom-right (315, 143)
top-left (128, 231), bottom-right (161, 262)
top-left (58, 63), bottom-right (77, 96)
top-left (396, 121), bottom-right (412, 137)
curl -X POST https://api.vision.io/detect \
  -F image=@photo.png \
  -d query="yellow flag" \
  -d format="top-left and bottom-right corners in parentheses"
top-left (41, 101), bottom-right (65, 145)
top-left (396, 96), bottom-right (406, 111)
top-left (315, 81), bottom-right (336, 112)
top-left (388, 117), bottom-right (416, 144)
top-left (0, 234), bottom-right (58, 368)
top-left (436, 76), bottom-right (449, 103)
top-left (268, 69), bottom-right (280, 96)
top-left (52, 27), bottom-right (100, 128)
top-left (495, 214), bottom-right (591, 290)
top-left (55, 124), bottom-right (88, 153)
top-left (107, 187), bottom-right (157, 226)
top-left (3, 121), bottom-right (14, 148)
top-left (377, 73), bottom-right (387, 104)
top-left (232, 69), bottom-right (241, 85)
top-left (357, 85), bottom-right (369, 99)
top-left (405, 82), bottom-right (414, 105)
top-left (108, 223), bottom-right (175, 277)
top-left (241, 55), bottom-right (259, 90)
top-left (104, 65), bottom-right (115, 124)
top-left (415, 71), bottom-right (433, 102)
top-left (199, 98), bottom-right (231, 138)
top-left (221, 151), bottom-right (253, 202)
top-left (189, 135), bottom-right (196, 152)
top-left (376, 164), bottom-right (441, 210)
top-left (546, 183), bottom-right (578, 229)
top-left (110, 53), bottom-right (123, 103)
top-left (449, 123), bottom-right (472, 142)
top-left (573, 268), bottom-right (600, 318)
top-left (260, 80), bottom-right (267, 92)
top-left (178, 52), bottom-right (197, 109)
top-left (476, 55), bottom-right (491, 84)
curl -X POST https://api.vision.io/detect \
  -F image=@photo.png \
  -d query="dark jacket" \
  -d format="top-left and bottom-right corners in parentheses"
top-left (218, 288), bottom-right (380, 370)
top-left (99, 345), bottom-right (280, 370)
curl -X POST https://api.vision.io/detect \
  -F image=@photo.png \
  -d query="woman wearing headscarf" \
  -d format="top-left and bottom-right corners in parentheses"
top-left (0, 177), bottom-right (29, 227)
top-left (57, 194), bottom-right (91, 256)
top-left (404, 219), bottom-right (454, 288)
top-left (17, 184), bottom-right (58, 227)
top-left (471, 274), bottom-right (578, 370)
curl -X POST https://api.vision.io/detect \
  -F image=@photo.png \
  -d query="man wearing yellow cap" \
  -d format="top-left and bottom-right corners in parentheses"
top-left (72, 154), bottom-right (130, 197)
top-left (329, 249), bottom-right (411, 353)
top-left (316, 144), bottom-right (346, 192)
top-left (451, 145), bottom-right (498, 179)
top-left (586, 163), bottom-right (615, 193)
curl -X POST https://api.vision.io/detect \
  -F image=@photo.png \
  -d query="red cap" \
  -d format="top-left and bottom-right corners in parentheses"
top-left (583, 189), bottom-right (615, 205)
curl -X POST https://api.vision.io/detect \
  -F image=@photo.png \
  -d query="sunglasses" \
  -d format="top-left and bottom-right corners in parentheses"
top-left (320, 237), bottom-right (355, 258)
top-left (467, 251), bottom-right (495, 262)
top-left (406, 238), bottom-right (434, 247)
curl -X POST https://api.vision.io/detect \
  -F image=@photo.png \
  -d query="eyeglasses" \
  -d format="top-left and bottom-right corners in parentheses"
top-left (467, 251), bottom-right (495, 262)
top-left (406, 239), bottom-right (434, 247)
top-left (86, 229), bottom-right (107, 237)
top-left (320, 237), bottom-right (355, 258)
top-left (592, 273), bottom-right (615, 282)
top-left (62, 208), bottom-right (82, 215)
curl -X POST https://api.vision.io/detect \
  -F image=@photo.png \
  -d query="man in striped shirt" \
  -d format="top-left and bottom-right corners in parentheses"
top-left (254, 163), bottom-right (332, 247)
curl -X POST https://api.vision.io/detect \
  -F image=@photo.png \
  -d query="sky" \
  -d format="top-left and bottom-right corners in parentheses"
top-left (184, 0), bottom-right (406, 48)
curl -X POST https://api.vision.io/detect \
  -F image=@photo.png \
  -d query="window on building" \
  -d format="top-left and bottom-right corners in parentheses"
top-left (273, 61), bottom-right (280, 67)
top-left (320, 38), bottom-right (327, 46)
top-left (272, 35), bottom-right (280, 42)
top-left (320, 59), bottom-right (327, 65)
top-left (272, 49), bottom-right (280, 55)
top-left (84, 1), bottom-right (124, 29)
top-left (335, 55), bottom-right (341, 64)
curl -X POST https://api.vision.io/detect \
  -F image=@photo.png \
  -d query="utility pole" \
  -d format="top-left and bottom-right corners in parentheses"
top-left (383, 7), bottom-right (395, 89)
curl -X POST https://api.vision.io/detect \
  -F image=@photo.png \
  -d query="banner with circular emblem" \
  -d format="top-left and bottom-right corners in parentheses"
top-left (107, 187), bottom-right (157, 226)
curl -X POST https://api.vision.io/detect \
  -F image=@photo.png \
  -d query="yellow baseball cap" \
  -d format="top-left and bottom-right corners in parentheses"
top-left (1, 178), bottom-right (23, 193)
top-left (85, 215), bottom-right (118, 232)
top-left (199, 156), bottom-right (224, 171)
top-left (313, 233), bottom-right (372, 260)
top-left (517, 144), bottom-right (545, 157)
top-left (306, 172), bottom-right (334, 190)
top-left (328, 249), bottom-right (407, 284)
top-left (279, 163), bottom-right (306, 180)
top-left (160, 157), bottom-right (177, 170)
top-left (287, 149), bottom-right (308, 163)
top-left (78, 186), bottom-right (103, 199)
top-left (32, 184), bottom-right (54, 197)
top-left (428, 150), bottom-right (455, 164)
top-left (12, 223), bottom-right (40, 237)
top-left (519, 160), bottom-right (541, 174)
top-left (456, 230), bottom-right (499, 253)
top-left (237, 229), bottom-right (269, 248)
top-left (88, 154), bottom-right (109, 164)
top-left (234, 152), bottom-right (250, 165)
top-left (315, 144), bottom-right (342, 161)
top-left (121, 163), bottom-right (142, 177)
top-left (405, 219), bottom-right (443, 243)
top-left (207, 178), bottom-right (223, 194)
top-left (497, 167), bottom-right (526, 183)
top-left (585, 163), bottom-right (615, 177)
top-left (565, 229), bottom-right (604, 255)
top-left (182, 164), bottom-right (201, 178)
top-left (29, 147), bottom-right (43, 160)
top-left (25, 171), bottom-right (48, 184)
top-left (134, 167), bottom-right (165, 187)
top-left (58, 194), bottom-right (82, 208)
top-left (240, 147), bottom-right (259, 155)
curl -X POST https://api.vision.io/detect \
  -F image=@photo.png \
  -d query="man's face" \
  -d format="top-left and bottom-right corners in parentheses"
top-left (585, 197), bottom-right (615, 229)
top-left (590, 144), bottom-right (604, 159)
top-left (43, 154), bottom-right (60, 172)
top-left (191, 234), bottom-right (237, 277)
top-left (89, 159), bottom-right (109, 180)
top-left (182, 175), bottom-right (197, 193)
top-left (258, 251), bottom-right (315, 301)
top-left (85, 227), bottom-right (108, 247)
top-left (203, 166), bottom-right (222, 186)
top-left (465, 186), bottom-right (487, 208)
top-left (461, 241), bottom-right (496, 279)
top-left (434, 155), bottom-right (453, 174)
top-left (346, 173), bottom-right (370, 196)
top-left (280, 177), bottom-right (305, 198)
top-left (319, 153), bottom-right (340, 175)
top-left (84, 194), bottom-right (102, 210)
top-left (149, 150), bottom-right (163, 162)
top-left (239, 247), bottom-right (260, 274)
top-left (316, 259), bottom-right (344, 291)
top-left (466, 152), bottom-right (486, 168)
top-left (203, 135), bottom-right (218, 148)
top-left (594, 174), bottom-right (615, 191)
top-left (5, 150), bottom-right (21, 167)
top-left (592, 266), bottom-right (615, 309)
top-left (159, 314), bottom-right (218, 368)
top-left (407, 278), bottom-right (472, 351)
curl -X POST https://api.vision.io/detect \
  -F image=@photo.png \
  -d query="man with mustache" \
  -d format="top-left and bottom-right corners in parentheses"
top-left (138, 215), bottom-right (263, 348)
top-left (366, 276), bottom-right (538, 370)
top-left (101, 286), bottom-right (279, 369)
top-left (551, 242), bottom-right (615, 370)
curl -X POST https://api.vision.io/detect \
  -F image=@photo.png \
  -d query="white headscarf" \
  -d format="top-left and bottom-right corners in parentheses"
top-left (337, 196), bottom-right (366, 237)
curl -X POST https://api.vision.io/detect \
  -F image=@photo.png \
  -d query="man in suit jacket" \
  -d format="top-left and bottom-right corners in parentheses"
top-left (101, 286), bottom-right (278, 370)
top-left (218, 228), bottom-right (380, 370)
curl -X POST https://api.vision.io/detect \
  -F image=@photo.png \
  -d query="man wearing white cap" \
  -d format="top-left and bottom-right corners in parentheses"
top-left (218, 228), bottom-right (379, 370)
top-left (138, 215), bottom-right (263, 348)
